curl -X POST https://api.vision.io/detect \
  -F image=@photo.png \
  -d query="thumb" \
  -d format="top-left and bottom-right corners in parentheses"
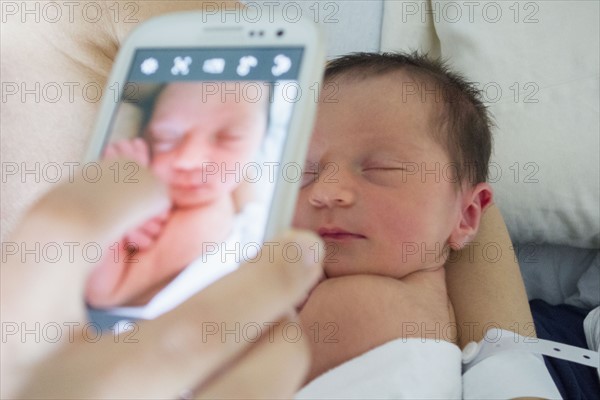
top-left (1, 160), bottom-right (169, 351)
top-left (19, 160), bottom-right (169, 245)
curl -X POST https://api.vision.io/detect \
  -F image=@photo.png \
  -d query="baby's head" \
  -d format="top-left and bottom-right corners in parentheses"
top-left (293, 52), bottom-right (493, 279)
top-left (145, 82), bottom-right (268, 208)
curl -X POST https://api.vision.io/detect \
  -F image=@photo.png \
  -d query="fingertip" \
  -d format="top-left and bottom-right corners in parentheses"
top-left (282, 229), bottom-right (325, 268)
top-left (285, 229), bottom-right (324, 247)
top-left (259, 230), bottom-right (324, 301)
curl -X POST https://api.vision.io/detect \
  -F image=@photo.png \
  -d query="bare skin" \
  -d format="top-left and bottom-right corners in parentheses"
top-left (298, 205), bottom-right (541, 400)
top-left (85, 198), bottom-right (235, 307)
top-left (299, 269), bottom-right (455, 382)
top-left (447, 203), bottom-right (537, 347)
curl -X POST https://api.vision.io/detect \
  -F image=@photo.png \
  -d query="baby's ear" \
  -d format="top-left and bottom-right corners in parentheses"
top-left (448, 183), bottom-right (493, 250)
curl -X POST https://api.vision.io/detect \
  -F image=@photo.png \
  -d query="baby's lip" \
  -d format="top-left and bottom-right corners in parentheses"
top-left (317, 226), bottom-right (366, 240)
top-left (171, 181), bottom-right (208, 190)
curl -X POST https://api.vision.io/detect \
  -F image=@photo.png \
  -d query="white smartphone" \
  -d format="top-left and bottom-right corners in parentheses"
top-left (84, 11), bottom-right (325, 326)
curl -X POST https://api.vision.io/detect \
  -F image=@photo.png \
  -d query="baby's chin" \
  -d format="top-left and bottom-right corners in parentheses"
top-left (321, 257), bottom-right (375, 278)
top-left (322, 259), bottom-right (417, 281)
top-left (173, 198), bottom-right (213, 208)
top-left (170, 192), bottom-right (218, 208)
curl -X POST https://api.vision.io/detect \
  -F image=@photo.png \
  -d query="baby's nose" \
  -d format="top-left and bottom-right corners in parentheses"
top-left (308, 169), bottom-right (355, 208)
top-left (173, 135), bottom-right (211, 170)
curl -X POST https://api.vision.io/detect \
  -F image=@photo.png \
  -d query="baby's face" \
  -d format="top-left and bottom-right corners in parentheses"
top-left (293, 74), bottom-right (465, 279)
top-left (147, 82), bottom-right (267, 208)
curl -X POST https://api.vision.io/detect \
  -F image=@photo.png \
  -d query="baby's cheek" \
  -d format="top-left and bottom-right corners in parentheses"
top-left (291, 197), bottom-right (311, 230)
top-left (149, 156), bottom-right (172, 184)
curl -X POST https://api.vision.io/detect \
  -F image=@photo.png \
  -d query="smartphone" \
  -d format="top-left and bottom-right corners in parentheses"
top-left (84, 11), bottom-right (325, 327)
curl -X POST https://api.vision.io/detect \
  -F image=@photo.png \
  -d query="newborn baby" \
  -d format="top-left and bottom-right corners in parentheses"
top-left (293, 53), bottom-right (494, 383)
top-left (85, 82), bottom-right (267, 308)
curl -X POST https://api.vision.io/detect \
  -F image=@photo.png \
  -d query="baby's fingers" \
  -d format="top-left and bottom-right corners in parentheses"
top-left (103, 138), bottom-right (149, 167)
top-left (139, 214), bottom-right (168, 237)
top-left (124, 212), bottom-right (169, 250)
top-left (124, 225), bottom-right (158, 250)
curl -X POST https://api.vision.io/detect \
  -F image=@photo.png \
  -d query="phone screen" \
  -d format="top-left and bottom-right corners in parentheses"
top-left (87, 47), bottom-right (305, 326)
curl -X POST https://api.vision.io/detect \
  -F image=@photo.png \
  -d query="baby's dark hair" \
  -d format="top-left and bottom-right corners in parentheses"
top-left (325, 52), bottom-right (493, 186)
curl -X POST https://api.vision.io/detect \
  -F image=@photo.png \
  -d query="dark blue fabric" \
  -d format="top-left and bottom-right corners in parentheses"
top-left (530, 299), bottom-right (600, 400)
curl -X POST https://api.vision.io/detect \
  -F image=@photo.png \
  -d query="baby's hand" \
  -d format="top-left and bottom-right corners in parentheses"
top-left (123, 209), bottom-right (170, 252)
top-left (85, 208), bottom-right (171, 308)
top-left (103, 138), bottom-right (150, 167)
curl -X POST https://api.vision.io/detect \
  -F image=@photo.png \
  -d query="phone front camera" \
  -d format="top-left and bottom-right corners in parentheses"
top-left (276, 29), bottom-right (285, 37)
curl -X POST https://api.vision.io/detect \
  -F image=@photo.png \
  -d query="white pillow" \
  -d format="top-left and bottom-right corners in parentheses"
top-left (382, 0), bottom-right (599, 249)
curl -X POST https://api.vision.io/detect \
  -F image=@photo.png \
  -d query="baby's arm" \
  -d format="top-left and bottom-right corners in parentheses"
top-left (299, 270), bottom-right (454, 383)
top-left (85, 139), bottom-right (172, 307)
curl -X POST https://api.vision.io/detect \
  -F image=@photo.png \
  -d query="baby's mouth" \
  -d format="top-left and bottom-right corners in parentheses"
top-left (317, 227), bottom-right (366, 241)
top-left (171, 182), bottom-right (209, 191)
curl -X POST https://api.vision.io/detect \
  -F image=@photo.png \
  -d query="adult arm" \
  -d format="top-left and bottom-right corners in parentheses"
top-left (446, 204), bottom-right (536, 349)
top-left (446, 204), bottom-right (555, 400)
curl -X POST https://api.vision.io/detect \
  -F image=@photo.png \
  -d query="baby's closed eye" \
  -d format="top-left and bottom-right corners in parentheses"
top-left (300, 161), bottom-right (321, 187)
top-left (149, 128), bottom-right (183, 153)
top-left (363, 166), bottom-right (407, 172)
top-left (362, 163), bottom-right (408, 186)
top-left (153, 139), bottom-right (178, 153)
top-left (216, 129), bottom-right (243, 141)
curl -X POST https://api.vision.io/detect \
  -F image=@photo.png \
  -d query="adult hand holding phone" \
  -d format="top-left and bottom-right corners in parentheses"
top-left (1, 162), bottom-right (324, 399)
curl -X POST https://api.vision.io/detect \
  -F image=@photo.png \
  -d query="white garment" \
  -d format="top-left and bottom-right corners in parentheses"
top-left (463, 351), bottom-right (561, 399)
top-left (295, 339), bottom-right (462, 399)
top-left (584, 306), bottom-right (600, 381)
top-left (584, 306), bottom-right (600, 352)
top-left (105, 203), bottom-right (267, 320)
top-left (295, 337), bottom-right (562, 399)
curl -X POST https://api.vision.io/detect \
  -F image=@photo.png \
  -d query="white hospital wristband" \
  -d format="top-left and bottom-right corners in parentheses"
top-left (462, 328), bottom-right (599, 399)
top-left (462, 328), bottom-right (599, 372)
